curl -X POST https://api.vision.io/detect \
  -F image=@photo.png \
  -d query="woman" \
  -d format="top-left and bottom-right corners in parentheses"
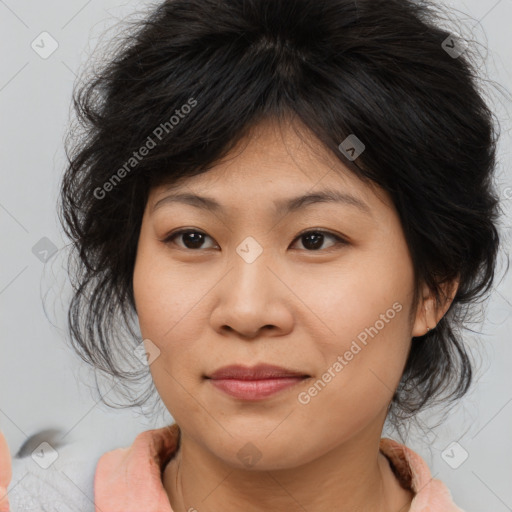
top-left (0, 0), bottom-right (503, 510)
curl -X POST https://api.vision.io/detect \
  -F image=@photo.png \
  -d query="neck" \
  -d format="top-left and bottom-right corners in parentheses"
top-left (162, 424), bottom-right (413, 512)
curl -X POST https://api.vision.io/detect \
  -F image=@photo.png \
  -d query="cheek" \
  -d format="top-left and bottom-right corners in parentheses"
top-left (306, 248), bottom-right (414, 402)
top-left (133, 247), bottom-right (207, 418)
top-left (297, 304), bottom-right (412, 441)
top-left (306, 248), bottom-right (412, 343)
top-left (133, 238), bottom-right (198, 341)
top-left (132, 237), bottom-right (212, 388)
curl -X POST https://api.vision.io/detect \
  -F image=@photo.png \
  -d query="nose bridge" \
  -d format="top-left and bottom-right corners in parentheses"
top-left (209, 233), bottom-right (290, 337)
top-left (229, 234), bottom-right (275, 300)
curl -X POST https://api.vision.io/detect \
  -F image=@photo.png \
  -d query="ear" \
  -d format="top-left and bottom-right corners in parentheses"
top-left (411, 277), bottom-right (459, 337)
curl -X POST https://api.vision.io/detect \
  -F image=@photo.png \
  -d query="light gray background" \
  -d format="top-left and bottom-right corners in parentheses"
top-left (1, 0), bottom-right (511, 510)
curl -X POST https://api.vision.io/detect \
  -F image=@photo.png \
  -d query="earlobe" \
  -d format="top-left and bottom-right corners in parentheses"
top-left (411, 292), bottom-right (436, 338)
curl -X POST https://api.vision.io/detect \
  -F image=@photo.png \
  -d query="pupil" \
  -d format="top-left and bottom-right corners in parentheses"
top-left (184, 232), bottom-right (204, 249)
top-left (304, 232), bottom-right (323, 250)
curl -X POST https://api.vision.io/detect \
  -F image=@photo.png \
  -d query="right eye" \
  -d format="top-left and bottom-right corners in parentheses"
top-left (162, 229), bottom-right (218, 250)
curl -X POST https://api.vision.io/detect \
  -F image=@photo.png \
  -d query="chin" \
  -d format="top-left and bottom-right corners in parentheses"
top-left (205, 433), bottom-right (316, 472)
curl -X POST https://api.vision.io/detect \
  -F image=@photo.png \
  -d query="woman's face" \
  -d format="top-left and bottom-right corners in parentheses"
top-left (133, 118), bottom-right (432, 469)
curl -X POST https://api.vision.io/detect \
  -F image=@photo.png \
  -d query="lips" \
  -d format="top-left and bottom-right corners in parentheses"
top-left (207, 363), bottom-right (310, 380)
top-left (205, 364), bottom-right (310, 400)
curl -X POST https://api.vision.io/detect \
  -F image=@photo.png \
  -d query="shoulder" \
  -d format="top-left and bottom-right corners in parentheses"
top-left (94, 424), bottom-right (180, 512)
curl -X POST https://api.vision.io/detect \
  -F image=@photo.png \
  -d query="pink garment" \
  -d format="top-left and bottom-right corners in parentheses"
top-left (94, 423), bottom-right (465, 511)
top-left (0, 431), bottom-right (11, 512)
top-left (0, 425), bottom-right (465, 511)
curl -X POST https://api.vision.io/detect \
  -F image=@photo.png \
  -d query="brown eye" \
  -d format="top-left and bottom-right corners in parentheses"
top-left (290, 230), bottom-right (348, 251)
top-left (163, 229), bottom-right (217, 250)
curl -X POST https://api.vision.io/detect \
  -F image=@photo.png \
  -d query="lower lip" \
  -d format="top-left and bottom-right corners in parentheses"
top-left (208, 377), bottom-right (307, 400)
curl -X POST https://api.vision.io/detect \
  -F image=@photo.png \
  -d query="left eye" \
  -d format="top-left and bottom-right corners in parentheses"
top-left (162, 229), bottom-right (347, 251)
top-left (291, 230), bottom-right (347, 251)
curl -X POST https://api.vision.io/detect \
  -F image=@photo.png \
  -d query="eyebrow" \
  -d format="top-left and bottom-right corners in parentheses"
top-left (151, 189), bottom-right (372, 216)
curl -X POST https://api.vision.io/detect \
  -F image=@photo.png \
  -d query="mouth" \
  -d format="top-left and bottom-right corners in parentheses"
top-left (205, 364), bottom-right (311, 401)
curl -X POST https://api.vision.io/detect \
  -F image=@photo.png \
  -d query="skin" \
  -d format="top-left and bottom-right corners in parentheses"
top-left (132, 117), bottom-right (457, 512)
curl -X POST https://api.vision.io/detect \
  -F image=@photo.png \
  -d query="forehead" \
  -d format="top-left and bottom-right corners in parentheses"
top-left (149, 118), bottom-right (392, 215)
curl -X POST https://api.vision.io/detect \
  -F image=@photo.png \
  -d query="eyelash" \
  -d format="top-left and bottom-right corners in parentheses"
top-left (161, 228), bottom-right (348, 252)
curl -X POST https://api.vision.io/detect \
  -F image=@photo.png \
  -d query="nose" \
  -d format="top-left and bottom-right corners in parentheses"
top-left (209, 248), bottom-right (294, 340)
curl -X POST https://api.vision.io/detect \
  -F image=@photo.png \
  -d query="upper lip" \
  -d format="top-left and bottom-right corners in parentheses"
top-left (207, 364), bottom-right (310, 380)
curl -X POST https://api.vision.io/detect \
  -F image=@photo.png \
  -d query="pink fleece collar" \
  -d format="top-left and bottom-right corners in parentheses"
top-left (0, 431), bottom-right (11, 512)
top-left (379, 438), bottom-right (464, 511)
top-left (94, 424), bottom-right (179, 512)
top-left (94, 424), bottom-right (464, 511)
